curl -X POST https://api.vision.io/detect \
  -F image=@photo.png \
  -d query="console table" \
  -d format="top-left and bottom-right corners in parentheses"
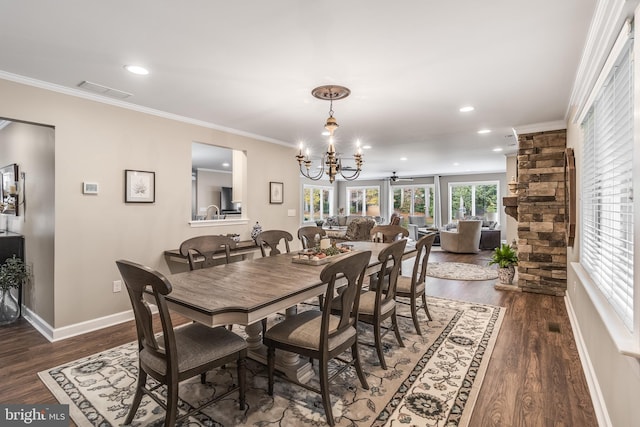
top-left (164, 239), bottom-right (260, 273)
top-left (0, 231), bottom-right (25, 317)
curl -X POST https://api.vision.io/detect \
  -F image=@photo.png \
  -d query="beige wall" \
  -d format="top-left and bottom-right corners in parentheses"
top-left (0, 121), bottom-right (55, 324)
top-left (0, 78), bottom-right (300, 330)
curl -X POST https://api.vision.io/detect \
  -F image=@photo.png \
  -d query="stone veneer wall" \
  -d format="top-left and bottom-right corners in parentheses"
top-left (516, 130), bottom-right (567, 296)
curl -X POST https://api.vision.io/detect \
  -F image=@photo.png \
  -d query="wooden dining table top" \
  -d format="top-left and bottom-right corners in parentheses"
top-left (161, 240), bottom-right (416, 328)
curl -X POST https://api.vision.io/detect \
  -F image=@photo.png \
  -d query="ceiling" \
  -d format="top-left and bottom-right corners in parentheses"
top-left (0, 1), bottom-right (597, 179)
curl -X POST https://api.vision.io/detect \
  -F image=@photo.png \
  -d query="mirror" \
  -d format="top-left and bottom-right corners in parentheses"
top-left (191, 142), bottom-right (242, 221)
top-left (0, 163), bottom-right (18, 216)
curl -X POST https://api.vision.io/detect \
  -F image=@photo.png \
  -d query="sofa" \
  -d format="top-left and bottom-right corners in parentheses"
top-left (324, 216), bottom-right (377, 241)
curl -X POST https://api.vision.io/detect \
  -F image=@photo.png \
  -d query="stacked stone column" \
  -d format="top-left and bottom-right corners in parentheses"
top-left (516, 130), bottom-right (567, 296)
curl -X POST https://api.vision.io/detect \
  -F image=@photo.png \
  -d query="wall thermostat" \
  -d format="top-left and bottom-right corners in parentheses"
top-left (83, 182), bottom-right (99, 194)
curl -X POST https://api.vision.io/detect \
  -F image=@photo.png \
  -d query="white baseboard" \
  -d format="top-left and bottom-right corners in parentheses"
top-left (22, 305), bottom-right (136, 342)
top-left (564, 295), bottom-right (612, 427)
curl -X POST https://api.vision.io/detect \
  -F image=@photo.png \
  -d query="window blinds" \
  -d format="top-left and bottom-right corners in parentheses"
top-left (580, 37), bottom-right (634, 331)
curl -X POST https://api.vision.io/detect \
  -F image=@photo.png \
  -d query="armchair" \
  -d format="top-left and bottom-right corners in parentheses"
top-left (440, 220), bottom-right (482, 253)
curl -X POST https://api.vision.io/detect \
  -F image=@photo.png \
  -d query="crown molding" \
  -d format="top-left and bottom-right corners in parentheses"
top-left (513, 120), bottom-right (566, 135)
top-left (567, 0), bottom-right (638, 119)
top-left (0, 70), bottom-right (293, 148)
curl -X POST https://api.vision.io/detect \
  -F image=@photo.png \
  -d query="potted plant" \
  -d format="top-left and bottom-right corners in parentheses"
top-left (488, 243), bottom-right (518, 285)
top-left (0, 255), bottom-right (31, 325)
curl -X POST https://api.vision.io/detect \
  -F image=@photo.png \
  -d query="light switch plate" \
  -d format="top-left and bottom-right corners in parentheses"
top-left (288, 209), bottom-right (296, 217)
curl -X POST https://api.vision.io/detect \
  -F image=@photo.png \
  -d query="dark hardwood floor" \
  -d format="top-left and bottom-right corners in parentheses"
top-left (0, 249), bottom-right (597, 427)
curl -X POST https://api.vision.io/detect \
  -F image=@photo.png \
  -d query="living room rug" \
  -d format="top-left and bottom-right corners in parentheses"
top-left (38, 297), bottom-right (503, 427)
top-left (427, 262), bottom-right (498, 281)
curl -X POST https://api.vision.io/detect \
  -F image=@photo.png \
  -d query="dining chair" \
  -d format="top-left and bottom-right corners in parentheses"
top-left (389, 213), bottom-right (401, 226)
top-left (179, 235), bottom-right (237, 270)
top-left (115, 260), bottom-right (247, 426)
top-left (297, 226), bottom-right (327, 249)
top-left (334, 239), bottom-right (407, 370)
top-left (255, 230), bottom-right (293, 257)
top-left (263, 250), bottom-right (371, 426)
top-left (180, 235), bottom-right (238, 339)
top-left (370, 224), bottom-right (409, 243)
top-left (384, 232), bottom-right (437, 336)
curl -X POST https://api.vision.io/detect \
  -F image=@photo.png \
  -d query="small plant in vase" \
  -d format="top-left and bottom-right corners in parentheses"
top-left (0, 255), bottom-right (32, 325)
top-left (488, 244), bottom-right (518, 285)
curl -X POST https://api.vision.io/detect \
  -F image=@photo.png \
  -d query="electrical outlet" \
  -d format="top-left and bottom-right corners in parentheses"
top-left (113, 280), bottom-right (122, 293)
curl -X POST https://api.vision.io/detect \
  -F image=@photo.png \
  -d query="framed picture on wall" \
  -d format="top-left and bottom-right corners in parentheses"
top-left (269, 181), bottom-right (283, 204)
top-left (125, 170), bottom-right (155, 203)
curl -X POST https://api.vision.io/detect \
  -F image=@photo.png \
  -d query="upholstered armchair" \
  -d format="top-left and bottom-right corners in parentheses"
top-left (440, 220), bottom-right (482, 253)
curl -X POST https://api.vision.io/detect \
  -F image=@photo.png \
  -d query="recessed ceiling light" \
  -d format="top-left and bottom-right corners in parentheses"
top-left (459, 106), bottom-right (475, 112)
top-left (400, 157), bottom-right (408, 161)
top-left (362, 145), bottom-right (372, 149)
top-left (321, 131), bottom-right (330, 136)
top-left (222, 162), bottom-right (230, 167)
top-left (493, 147), bottom-right (503, 152)
top-left (477, 129), bottom-right (491, 134)
top-left (124, 65), bottom-right (149, 75)
top-left (453, 162), bottom-right (460, 166)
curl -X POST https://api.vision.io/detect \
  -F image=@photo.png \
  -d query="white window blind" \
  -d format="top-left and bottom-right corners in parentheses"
top-left (580, 36), bottom-right (634, 331)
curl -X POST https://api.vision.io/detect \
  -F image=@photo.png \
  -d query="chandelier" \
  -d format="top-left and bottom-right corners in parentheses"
top-left (296, 85), bottom-right (363, 183)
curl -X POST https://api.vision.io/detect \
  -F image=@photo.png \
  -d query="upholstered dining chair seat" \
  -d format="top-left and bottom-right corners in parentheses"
top-left (264, 311), bottom-right (356, 352)
top-left (336, 291), bottom-right (395, 317)
top-left (141, 324), bottom-right (247, 376)
top-left (396, 276), bottom-right (425, 295)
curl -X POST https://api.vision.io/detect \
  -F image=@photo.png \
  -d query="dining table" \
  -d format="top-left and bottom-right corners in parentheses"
top-left (154, 240), bottom-right (417, 381)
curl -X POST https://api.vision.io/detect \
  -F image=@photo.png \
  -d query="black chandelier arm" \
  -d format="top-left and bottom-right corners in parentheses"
top-left (298, 153), bottom-right (326, 180)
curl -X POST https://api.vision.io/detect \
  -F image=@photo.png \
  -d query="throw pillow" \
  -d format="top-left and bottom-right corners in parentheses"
top-left (338, 215), bottom-right (348, 226)
top-left (326, 216), bottom-right (339, 227)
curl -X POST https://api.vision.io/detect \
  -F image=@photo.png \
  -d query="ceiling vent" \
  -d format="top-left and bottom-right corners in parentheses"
top-left (78, 81), bottom-right (132, 99)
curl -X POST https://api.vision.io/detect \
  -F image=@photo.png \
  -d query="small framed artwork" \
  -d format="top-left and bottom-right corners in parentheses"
top-left (269, 181), bottom-right (283, 204)
top-left (125, 170), bottom-right (155, 203)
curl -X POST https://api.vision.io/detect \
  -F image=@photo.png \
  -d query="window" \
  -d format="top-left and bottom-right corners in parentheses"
top-left (448, 182), bottom-right (498, 223)
top-left (392, 185), bottom-right (435, 225)
top-left (580, 34), bottom-right (634, 331)
top-left (303, 185), bottom-right (334, 222)
top-left (346, 186), bottom-right (380, 216)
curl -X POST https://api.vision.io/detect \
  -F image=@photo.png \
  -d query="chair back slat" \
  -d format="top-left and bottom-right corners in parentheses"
top-left (319, 251), bottom-right (371, 339)
top-left (256, 230), bottom-right (293, 257)
top-left (413, 232), bottom-right (437, 286)
top-left (373, 239), bottom-right (407, 306)
top-left (179, 235), bottom-right (236, 270)
top-left (370, 225), bottom-right (409, 243)
top-left (297, 226), bottom-right (327, 249)
top-left (116, 260), bottom-right (177, 370)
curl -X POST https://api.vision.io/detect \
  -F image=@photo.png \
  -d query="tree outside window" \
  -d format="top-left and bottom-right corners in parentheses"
top-left (392, 185), bottom-right (435, 225)
top-left (449, 182), bottom-right (498, 222)
top-left (303, 185), bottom-right (333, 222)
top-left (347, 186), bottom-right (380, 216)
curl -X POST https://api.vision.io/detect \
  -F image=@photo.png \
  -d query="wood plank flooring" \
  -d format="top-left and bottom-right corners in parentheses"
top-left (0, 249), bottom-right (598, 427)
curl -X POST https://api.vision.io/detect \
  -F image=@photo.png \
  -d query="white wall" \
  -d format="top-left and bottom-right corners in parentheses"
top-left (563, 5), bottom-right (640, 425)
top-left (0, 78), bottom-right (300, 330)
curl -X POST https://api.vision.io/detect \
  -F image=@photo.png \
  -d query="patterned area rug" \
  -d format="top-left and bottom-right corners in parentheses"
top-left (38, 297), bottom-right (503, 427)
top-left (427, 262), bottom-right (498, 281)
